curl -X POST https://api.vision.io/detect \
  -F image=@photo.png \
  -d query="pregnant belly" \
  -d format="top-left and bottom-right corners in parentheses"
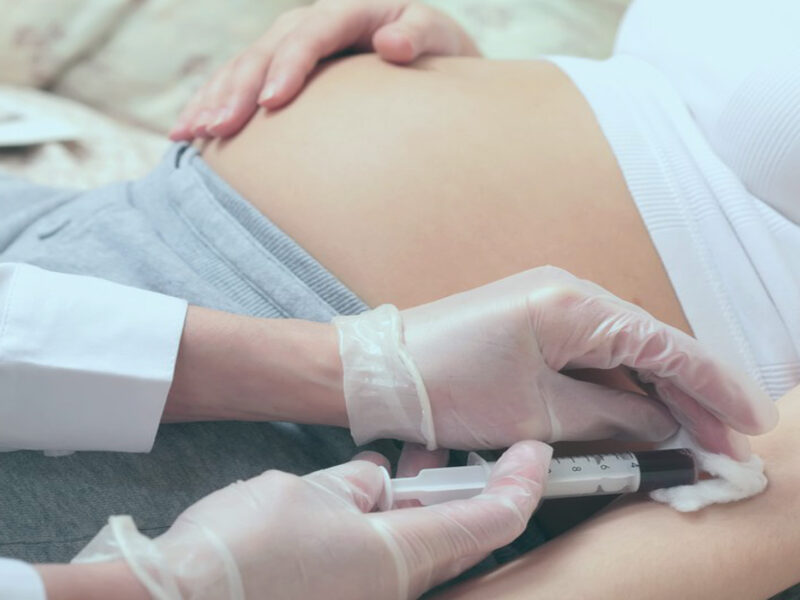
top-left (200, 54), bottom-right (689, 332)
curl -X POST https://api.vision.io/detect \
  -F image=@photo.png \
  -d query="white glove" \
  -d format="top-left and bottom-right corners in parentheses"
top-left (334, 266), bottom-right (777, 459)
top-left (73, 441), bottom-right (551, 600)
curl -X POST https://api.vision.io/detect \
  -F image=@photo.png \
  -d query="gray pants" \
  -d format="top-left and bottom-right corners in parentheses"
top-left (0, 145), bottom-right (398, 563)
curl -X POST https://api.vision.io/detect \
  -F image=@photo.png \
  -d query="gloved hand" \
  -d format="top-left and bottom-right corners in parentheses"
top-left (169, 0), bottom-right (479, 140)
top-left (334, 266), bottom-right (778, 460)
top-left (73, 441), bottom-right (551, 600)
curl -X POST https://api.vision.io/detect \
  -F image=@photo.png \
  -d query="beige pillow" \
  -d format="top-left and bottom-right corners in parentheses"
top-left (0, 0), bottom-right (130, 87)
top-left (428, 0), bottom-right (631, 60)
top-left (0, 85), bottom-right (167, 188)
top-left (53, 0), bottom-right (630, 134)
top-left (55, 0), bottom-right (310, 133)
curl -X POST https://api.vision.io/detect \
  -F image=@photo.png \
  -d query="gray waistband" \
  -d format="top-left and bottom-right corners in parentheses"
top-left (132, 144), bottom-right (367, 321)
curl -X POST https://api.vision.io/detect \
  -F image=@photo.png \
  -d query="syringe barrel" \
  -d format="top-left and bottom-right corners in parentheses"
top-left (542, 449), bottom-right (697, 499)
top-left (634, 449), bottom-right (697, 492)
top-left (390, 449), bottom-right (698, 506)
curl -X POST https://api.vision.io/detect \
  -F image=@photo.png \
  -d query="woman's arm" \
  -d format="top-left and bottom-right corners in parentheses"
top-left (434, 387), bottom-right (800, 600)
top-left (164, 305), bottom-right (347, 426)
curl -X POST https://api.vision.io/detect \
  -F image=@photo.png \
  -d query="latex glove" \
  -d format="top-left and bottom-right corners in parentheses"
top-left (334, 266), bottom-right (778, 460)
top-left (169, 0), bottom-right (479, 140)
top-left (73, 441), bottom-right (551, 600)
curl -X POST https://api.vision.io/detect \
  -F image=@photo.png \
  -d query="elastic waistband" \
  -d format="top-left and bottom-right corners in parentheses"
top-left (131, 143), bottom-right (367, 321)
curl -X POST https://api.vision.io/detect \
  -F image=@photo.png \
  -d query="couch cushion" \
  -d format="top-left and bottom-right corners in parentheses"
top-left (53, 0), bottom-right (630, 134)
top-left (54, 0), bottom-right (310, 132)
top-left (0, 85), bottom-right (166, 189)
top-left (427, 0), bottom-right (630, 60)
top-left (0, 0), bottom-right (131, 87)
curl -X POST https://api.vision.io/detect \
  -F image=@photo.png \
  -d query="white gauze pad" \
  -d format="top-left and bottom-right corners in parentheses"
top-left (650, 429), bottom-right (767, 512)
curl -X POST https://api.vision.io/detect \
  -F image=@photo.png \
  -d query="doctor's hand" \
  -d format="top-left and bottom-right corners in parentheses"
top-left (334, 266), bottom-right (778, 461)
top-left (74, 441), bottom-right (551, 600)
top-left (169, 0), bottom-right (479, 141)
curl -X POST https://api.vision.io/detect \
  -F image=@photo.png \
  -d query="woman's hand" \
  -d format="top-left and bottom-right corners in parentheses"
top-left (169, 0), bottom-right (479, 141)
top-left (334, 266), bottom-right (779, 461)
top-left (74, 441), bottom-right (551, 600)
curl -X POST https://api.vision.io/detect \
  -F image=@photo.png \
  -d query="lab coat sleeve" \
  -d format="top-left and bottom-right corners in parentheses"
top-left (0, 263), bottom-right (188, 453)
top-left (0, 558), bottom-right (46, 600)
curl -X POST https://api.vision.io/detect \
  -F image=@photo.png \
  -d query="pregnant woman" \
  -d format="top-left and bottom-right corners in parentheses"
top-left (172, 0), bottom-right (800, 596)
top-left (1, 0), bottom-right (798, 597)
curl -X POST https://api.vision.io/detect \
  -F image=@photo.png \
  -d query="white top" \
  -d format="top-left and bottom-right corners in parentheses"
top-left (0, 262), bottom-right (187, 597)
top-left (614, 0), bottom-right (800, 226)
top-left (550, 0), bottom-right (800, 399)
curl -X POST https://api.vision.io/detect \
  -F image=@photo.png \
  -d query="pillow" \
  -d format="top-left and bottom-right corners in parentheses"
top-left (0, 85), bottom-right (166, 189)
top-left (427, 0), bottom-right (631, 60)
top-left (0, 0), bottom-right (130, 87)
top-left (54, 0), bottom-right (310, 132)
top-left (53, 0), bottom-right (630, 134)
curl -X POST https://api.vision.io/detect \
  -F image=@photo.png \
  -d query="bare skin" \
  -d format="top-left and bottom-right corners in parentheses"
top-left (200, 54), bottom-right (691, 334)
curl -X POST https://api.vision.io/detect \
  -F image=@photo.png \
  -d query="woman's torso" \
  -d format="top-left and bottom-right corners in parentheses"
top-left (200, 55), bottom-right (690, 331)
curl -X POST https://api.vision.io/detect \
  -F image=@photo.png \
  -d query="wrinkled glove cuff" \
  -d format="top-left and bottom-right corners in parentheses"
top-left (72, 516), bottom-right (245, 600)
top-left (72, 515), bottom-right (184, 599)
top-left (333, 305), bottom-right (436, 449)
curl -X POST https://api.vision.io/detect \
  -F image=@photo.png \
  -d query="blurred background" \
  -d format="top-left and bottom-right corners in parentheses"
top-left (0, 0), bottom-right (629, 188)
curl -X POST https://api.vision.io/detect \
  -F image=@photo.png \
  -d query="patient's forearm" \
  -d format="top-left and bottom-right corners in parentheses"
top-left (163, 306), bottom-right (347, 426)
top-left (436, 389), bottom-right (800, 600)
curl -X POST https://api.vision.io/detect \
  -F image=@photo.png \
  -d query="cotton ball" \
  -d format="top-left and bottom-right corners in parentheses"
top-left (650, 430), bottom-right (767, 512)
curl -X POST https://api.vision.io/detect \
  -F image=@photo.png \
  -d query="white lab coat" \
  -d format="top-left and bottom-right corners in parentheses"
top-left (0, 263), bottom-right (188, 598)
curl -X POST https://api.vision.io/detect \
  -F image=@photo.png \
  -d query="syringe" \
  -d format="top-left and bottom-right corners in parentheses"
top-left (390, 449), bottom-right (697, 506)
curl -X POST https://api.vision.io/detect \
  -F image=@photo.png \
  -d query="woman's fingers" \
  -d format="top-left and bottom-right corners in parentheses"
top-left (258, 6), bottom-right (383, 110)
top-left (170, 77), bottom-right (218, 140)
top-left (169, 0), bottom-right (477, 138)
top-left (203, 52), bottom-right (273, 137)
top-left (372, 3), bottom-right (468, 64)
top-left (192, 67), bottom-right (238, 138)
top-left (168, 7), bottom-right (310, 140)
top-left (203, 9), bottom-right (315, 137)
top-left (170, 66), bottom-right (233, 140)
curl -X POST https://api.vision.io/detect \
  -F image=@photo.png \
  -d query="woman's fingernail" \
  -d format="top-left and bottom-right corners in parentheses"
top-left (209, 108), bottom-right (232, 131)
top-left (190, 111), bottom-right (211, 136)
top-left (259, 81), bottom-right (278, 104)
